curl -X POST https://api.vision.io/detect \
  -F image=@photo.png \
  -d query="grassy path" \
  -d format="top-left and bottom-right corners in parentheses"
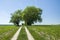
top-left (10, 26), bottom-right (35, 40)
top-left (25, 26), bottom-right (35, 40)
top-left (11, 27), bottom-right (22, 40)
top-left (17, 26), bottom-right (28, 40)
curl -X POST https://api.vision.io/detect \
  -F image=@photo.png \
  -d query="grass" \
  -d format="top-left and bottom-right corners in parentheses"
top-left (27, 25), bottom-right (60, 40)
top-left (0, 25), bottom-right (19, 40)
top-left (17, 26), bottom-right (28, 40)
top-left (0, 25), bottom-right (60, 40)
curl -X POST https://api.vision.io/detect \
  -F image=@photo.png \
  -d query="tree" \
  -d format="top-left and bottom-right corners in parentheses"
top-left (10, 10), bottom-right (22, 26)
top-left (22, 6), bottom-right (42, 25)
top-left (10, 6), bottom-right (42, 26)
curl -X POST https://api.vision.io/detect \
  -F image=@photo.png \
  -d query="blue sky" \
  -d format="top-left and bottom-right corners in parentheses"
top-left (0, 0), bottom-right (60, 25)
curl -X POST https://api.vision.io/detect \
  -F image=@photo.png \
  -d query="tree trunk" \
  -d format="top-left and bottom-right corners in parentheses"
top-left (25, 21), bottom-right (31, 26)
top-left (15, 22), bottom-right (19, 26)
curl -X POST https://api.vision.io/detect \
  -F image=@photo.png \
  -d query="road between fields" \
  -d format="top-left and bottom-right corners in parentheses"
top-left (25, 27), bottom-right (35, 40)
top-left (11, 27), bottom-right (22, 40)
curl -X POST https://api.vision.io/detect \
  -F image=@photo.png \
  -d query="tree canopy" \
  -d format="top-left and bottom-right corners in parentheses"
top-left (22, 6), bottom-right (42, 25)
top-left (10, 6), bottom-right (42, 26)
top-left (10, 10), bottom-right (22, 26)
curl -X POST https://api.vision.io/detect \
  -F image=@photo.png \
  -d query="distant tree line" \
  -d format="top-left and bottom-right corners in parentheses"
top-left (10, 6), bottom-right (42, 26)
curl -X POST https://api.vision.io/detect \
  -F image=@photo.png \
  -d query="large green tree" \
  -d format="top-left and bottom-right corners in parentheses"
top-left (10, 10), bottom-right (22, 26)
top-left (22, 6), bottom-right (42, 25)
top-left (10, 6), bottom-right (42, 26)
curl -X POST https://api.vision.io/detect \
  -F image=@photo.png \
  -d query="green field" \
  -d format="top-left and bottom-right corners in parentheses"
top-left (0, 25), bottom-right (60, 40)
top-left (0, 25), bottom-right (19, 40)
top-left (27, 25), bottom-right (60, 40)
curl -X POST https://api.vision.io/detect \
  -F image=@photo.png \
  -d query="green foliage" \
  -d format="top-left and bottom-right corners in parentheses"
top-left (10, 6), bottom-right (42, 26)
top-left (23, 6), bottom-right (42, 25)
top-left (10, 10), bottom-right (22, 26)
